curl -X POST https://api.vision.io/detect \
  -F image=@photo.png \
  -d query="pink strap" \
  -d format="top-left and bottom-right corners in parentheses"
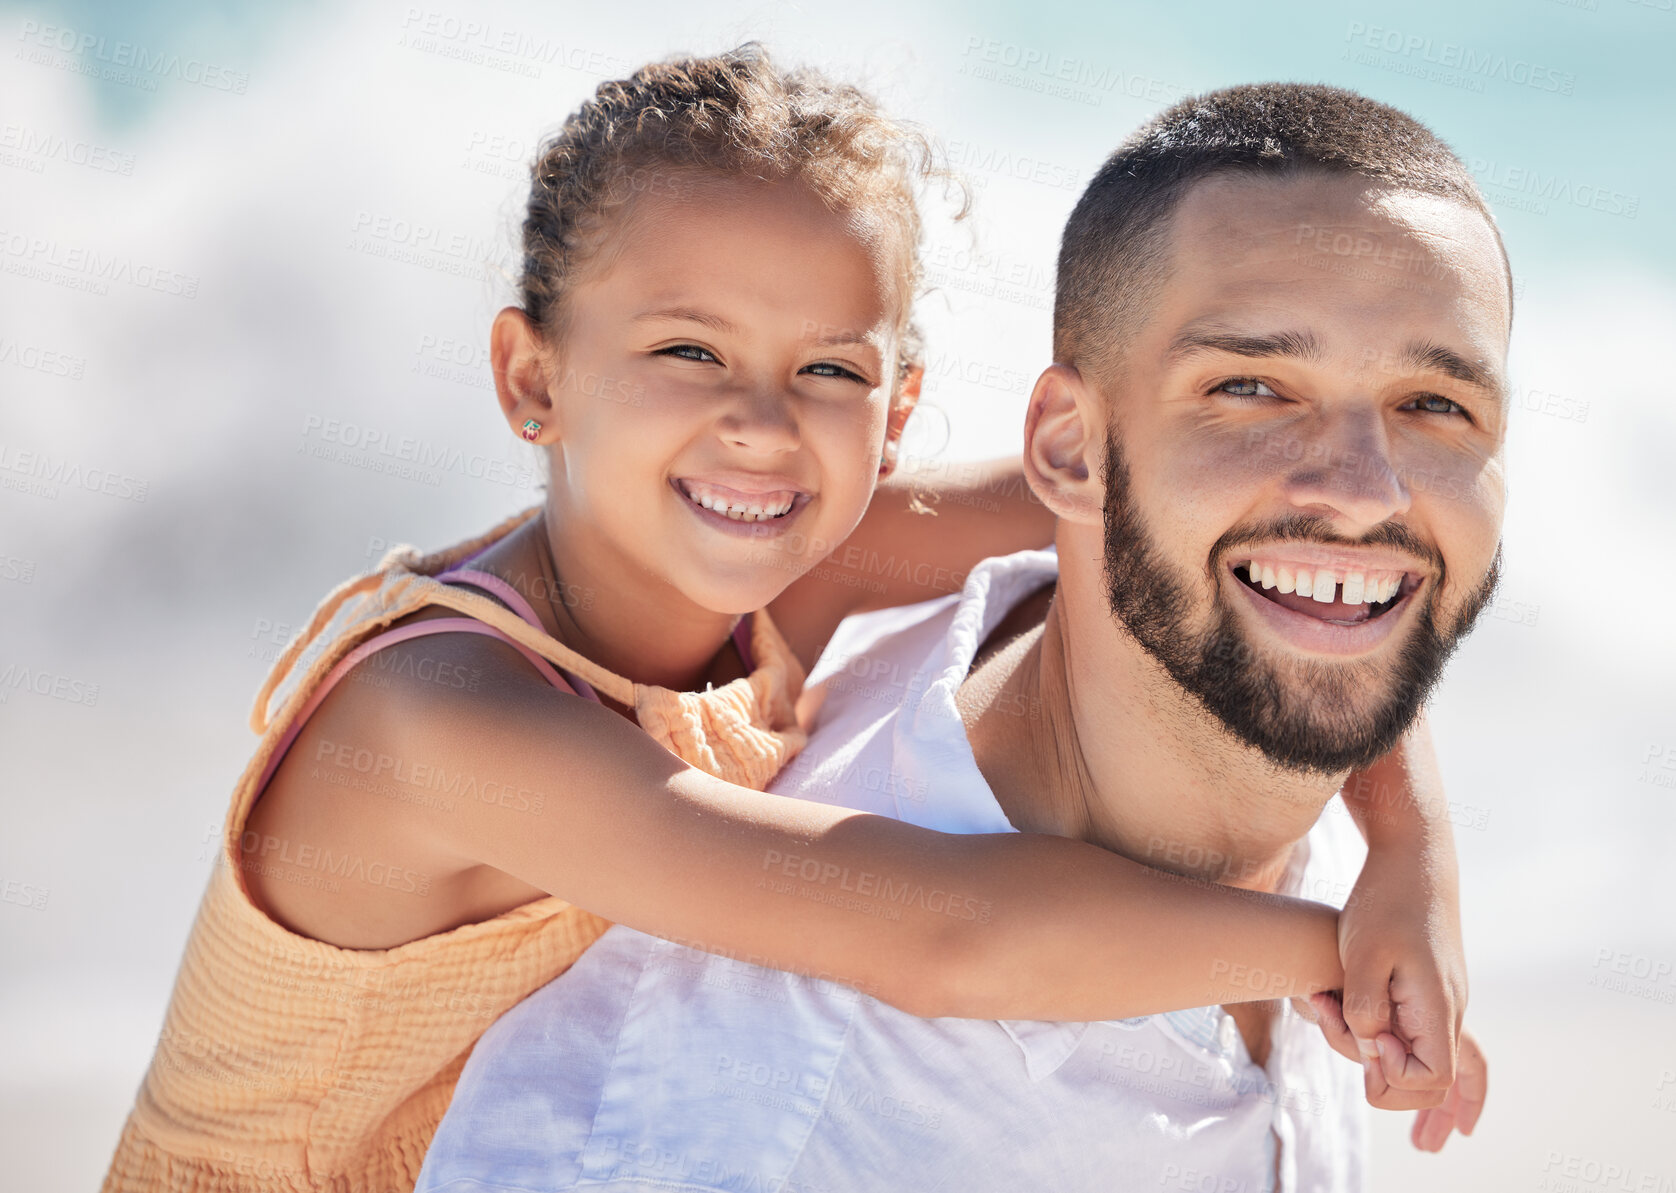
top-left (254, 576), bottom-right (598, 795)
top-left (435, 567), bottom-right (550, 630)
top-left (447, 564), bottom-right (756, 673)
top-left (731, 614), bottom-right (755, 672)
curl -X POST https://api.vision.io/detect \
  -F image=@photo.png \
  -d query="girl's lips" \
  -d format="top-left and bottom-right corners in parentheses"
top-left (676, 477), bottom-right (804, 519)
top-left (670, 478), bottom-right (811, 540)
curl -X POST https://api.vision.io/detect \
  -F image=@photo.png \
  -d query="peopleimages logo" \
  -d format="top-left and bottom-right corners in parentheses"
top-left (298, 414), bottom-right (537, 491)
top-left (0, 122), bottom-right (136, 175)
top-left (1469, 158), bottom-right (1639, 219)
top-left (15, 19), bottom-right (250, 93)
top-left (0, 441), bottom-right (150, 502)
top-left (0, 228), bottom-right (199, 298)
top-left (1343, 23), bottom-right (1578, 95)
top-left (956, 36), bottom-right (1189, 108)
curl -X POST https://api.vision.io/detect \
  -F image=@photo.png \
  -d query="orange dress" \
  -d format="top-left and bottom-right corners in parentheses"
top-left (100, 505), bottom-right (808, 1192)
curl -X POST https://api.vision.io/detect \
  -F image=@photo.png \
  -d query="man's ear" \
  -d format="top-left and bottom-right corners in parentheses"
top-left (1023, 363), bottom-right (1104, 525)
top-left (878, 364), bottom-right (923, 478)
top-left (491, 307), bottom-right (558, 444)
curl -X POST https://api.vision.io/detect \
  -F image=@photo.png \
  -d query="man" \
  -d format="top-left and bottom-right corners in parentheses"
top-left (416, 82), bottom-right (1508, 1191)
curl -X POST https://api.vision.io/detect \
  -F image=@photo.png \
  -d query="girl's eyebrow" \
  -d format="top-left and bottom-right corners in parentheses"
top-left (637, 307), bottom-right (879, 354)
top-left (808, 329), bottom-right (877, 349)
top-left (635, 307), bottom-right (739, 334)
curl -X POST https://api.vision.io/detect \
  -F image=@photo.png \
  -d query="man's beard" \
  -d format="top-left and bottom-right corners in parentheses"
top-left (1100, 429), bottom-right (1500, 775)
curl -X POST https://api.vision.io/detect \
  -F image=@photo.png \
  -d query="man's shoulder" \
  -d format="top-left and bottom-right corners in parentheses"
top-left (807, 545), bottom-right (1060, 688)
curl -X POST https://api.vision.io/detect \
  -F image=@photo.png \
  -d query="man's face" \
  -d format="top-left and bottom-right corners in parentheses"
top-left (1097, 172), bottom-right (1510, 774)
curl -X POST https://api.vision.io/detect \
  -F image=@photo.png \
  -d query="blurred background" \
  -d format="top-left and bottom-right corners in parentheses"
top-left (2, 0), bottom-right (1672, 1188)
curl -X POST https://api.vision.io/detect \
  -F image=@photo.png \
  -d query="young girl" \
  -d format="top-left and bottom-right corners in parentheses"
top-left (101, 45), bottom-right (1477, 1193)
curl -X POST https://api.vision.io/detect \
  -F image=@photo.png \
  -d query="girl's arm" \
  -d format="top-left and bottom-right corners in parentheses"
top-left (346, 633), bottom-right (1346, 1023)
top-left (769, 456), bottom-right (1053, 668)
top-left (1336, 711), bottom-right (1471, 1102)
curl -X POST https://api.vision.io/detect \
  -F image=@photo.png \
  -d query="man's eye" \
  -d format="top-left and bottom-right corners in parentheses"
top-left (1406, 393), bottom-right (1466, 417)
top-left (1215, 377), bottom-right (1278, 399)
top-left (800, 361), bottom-right (867, 384)
top-left (656, 344), bottom-right (718, 363)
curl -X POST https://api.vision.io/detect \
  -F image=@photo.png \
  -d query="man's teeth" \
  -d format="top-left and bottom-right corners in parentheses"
top-left (1245, 560), bottom-right (1403, 606)
top-left (687, 488), bottom-right (795, 522)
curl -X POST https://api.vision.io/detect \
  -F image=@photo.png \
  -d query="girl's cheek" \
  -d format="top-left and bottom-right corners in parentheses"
top-left (814, 395), bottom-right (886, 467)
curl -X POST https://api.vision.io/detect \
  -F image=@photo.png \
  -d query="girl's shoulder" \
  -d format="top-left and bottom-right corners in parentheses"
top-left (241, 591), bottom-right (596, 950)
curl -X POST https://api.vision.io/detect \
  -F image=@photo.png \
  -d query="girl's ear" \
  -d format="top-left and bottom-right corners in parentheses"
top-left (878, 364), bottom-right (923, 478)
top-left (491, 307), bottom-right (558, 444)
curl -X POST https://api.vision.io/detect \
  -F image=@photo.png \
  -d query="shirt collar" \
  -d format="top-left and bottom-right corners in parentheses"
top-left (888, 547), bottom-right (1059, 835)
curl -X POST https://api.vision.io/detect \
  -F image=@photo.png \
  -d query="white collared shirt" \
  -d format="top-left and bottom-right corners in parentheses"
top-left (417, 548), bottom-right (1369, 1193)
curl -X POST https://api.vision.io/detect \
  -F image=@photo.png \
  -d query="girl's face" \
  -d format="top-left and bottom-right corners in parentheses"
top-left (531, 175), bottom-right (907, 615)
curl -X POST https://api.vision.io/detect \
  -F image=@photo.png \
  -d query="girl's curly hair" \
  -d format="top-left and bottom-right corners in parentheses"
top-left (519, 42), bottom-right (957, 383)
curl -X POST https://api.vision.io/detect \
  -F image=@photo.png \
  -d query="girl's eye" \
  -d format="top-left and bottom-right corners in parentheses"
top-left (800, 361), bottom-right (867, 384)
top-left (656, 344), bottom-right (718, 364)
top-left (1215, 377), bottom-right (1278, 399)
top-left (1405, 393), bottom-right (1467, 417)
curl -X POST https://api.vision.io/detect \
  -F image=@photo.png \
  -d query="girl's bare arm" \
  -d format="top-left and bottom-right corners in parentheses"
top-left (769, 456), bottom-right (1053, 668)
top-left (336, 631), bottom-right (1347, 1022)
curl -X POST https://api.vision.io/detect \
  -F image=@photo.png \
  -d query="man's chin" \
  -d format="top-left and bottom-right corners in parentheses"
top-left (1212, 680), bottom-right (1421, 776)
top-left (1190, 619), bottom-right (1436, 776)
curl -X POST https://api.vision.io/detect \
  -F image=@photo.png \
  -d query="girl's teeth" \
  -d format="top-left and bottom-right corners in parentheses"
top-left (686, 486), bottom-right (793, 522)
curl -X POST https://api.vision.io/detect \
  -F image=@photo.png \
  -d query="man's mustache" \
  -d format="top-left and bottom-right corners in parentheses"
top-left (1207, 514), bottom-right (1447, 576)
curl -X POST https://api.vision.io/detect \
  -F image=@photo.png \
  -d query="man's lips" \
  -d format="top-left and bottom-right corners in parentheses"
top-left (1228, 558), bottom-right (1425, 656)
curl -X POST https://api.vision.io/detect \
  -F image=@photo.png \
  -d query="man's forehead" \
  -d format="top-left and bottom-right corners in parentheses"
top-left (1148, 173), bottom-right (1511, 364)
top-left (1177, 173), bottom-right (1482, 259)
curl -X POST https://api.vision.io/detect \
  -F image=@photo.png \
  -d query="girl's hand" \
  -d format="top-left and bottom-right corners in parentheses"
top-left (1335, 834), bottom-right (1467, 1110)
top-left (1409, 1028), bottom-right (1487, 1151)
top-left (1332, 711), bottom-right (1468, 1111)
top-left (1308, 994), bottom-right (1485, 1147)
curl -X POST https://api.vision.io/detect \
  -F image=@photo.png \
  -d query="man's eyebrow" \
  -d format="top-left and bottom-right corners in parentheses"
top-left (1167, 325), bottom-right (1506, 403)
top-left (1397, 339), bottom-right (1506, 402)
top-left (634, 307), bottom-right (739, 334)
top-left (1166, 326), bottom-right (1326, 366)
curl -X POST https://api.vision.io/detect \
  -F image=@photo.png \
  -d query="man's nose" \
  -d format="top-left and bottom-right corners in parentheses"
top-left (717, 384), bottom-right (801, 455)
top-left (1275, 410), bottom-right (1411, 530)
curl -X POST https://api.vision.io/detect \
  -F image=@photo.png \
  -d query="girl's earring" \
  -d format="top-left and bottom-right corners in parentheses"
top-left (521, 419), bottom-right (542, 442)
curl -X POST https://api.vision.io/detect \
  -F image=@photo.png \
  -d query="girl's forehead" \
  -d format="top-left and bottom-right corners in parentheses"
top-left (590, 176), bottom-right (909, 329)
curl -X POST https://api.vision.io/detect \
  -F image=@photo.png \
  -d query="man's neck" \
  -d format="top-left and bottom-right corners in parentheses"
top-left (957, 565), bottom-right (1349, 896)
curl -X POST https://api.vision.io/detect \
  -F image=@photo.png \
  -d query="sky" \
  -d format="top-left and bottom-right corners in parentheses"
top-left (2, 0), bottom-right (1673, 1189)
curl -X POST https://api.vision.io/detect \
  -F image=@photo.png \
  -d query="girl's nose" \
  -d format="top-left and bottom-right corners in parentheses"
top-left (717, 386), bottom-right (801, 455)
